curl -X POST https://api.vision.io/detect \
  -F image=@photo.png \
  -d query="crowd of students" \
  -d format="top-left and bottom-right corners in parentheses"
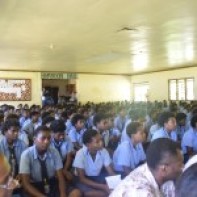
top-left (0, 100), bottom-right (197, 197)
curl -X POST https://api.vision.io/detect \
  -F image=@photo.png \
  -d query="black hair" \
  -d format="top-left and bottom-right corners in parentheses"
top-left (146, 138), bottom-right (180, 170)
top-left (50, 119), bottom-right (65, 133)
top-left (2, 119), bottom-right (20, 134)
top-left (82, 129), bottom-right (98, 144)
top-left (126, 122), bottom-right (142, 137)
top-left (93, 113), bottom-right (106, 126)
top-left (34, 125), bottom-right (51, 137)
top-left (190, 115), bottom-right (197, 128)
top-left (71, 114), bottom-right (84, 126)
top-left (176, 113), bottom-right (186, 122)
top-left (5, 114), bottom-right (19, 121)
top-left (175, 163), bottom-right (197, 197)
top-left (30, 111), bottom-right (40, 118)
top-left (158, 112), bottom-right (175, 127)
top-left (42, 116), bottom-right (55, 126)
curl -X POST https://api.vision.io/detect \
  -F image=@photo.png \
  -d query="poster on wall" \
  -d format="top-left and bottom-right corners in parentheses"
top-left (0, 79), bottom-right (31, 101)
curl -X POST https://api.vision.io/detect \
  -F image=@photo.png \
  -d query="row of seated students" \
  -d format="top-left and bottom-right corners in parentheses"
top-left (0, 101), bottom-right (197, 197)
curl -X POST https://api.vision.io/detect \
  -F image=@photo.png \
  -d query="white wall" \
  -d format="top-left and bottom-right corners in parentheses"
top-left (131, 67), bottom-right (197, 101)
top-left (77, 74), bottom-right (131, 103)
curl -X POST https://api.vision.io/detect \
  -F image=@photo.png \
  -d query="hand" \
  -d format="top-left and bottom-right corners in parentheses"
top-left (102, 184), bottom-right (111, 194)
top-left (65, 171), bottom-right (73, 182)
top-left (7, 177), bottom-right (19, 190)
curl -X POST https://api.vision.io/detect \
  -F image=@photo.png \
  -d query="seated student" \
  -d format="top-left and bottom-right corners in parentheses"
top-left (107, 115), bottom-right (121, 151)
top-left (175, 163), bottom-right (197, 197)
top-left (0, 119), bottom-right (27, 197)
top-left (68, 114), bottom-right (85, 150)
top-left (175, 112), bottom-right (188, 141)
top-left (151, 112), bottom-right (177, 142)
top-left (73, 129), bottom-right (115, 197)
top-left (182, 115), bottom-right (197, 163)
top-left (50, 120), bottom-right (75, 179)
top-left (19, 109), bottom-right (30, 128)
top-left (114, 107), bottom-right (128, 133)
top-left (113, 122), bottom-right (146, 177)
top-left (22, 111), bottom-right (41, 145)
top-left (110, 138), bottom-right (183, 197)
top-left (93, 113), bottom-right (109, 147)
top-left (20, 126), bottom-right (66, 197)
top-left (42, 116), bottom-right (55, 128)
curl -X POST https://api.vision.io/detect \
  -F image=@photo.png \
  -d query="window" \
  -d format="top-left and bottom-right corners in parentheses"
top-left (133, 82), bottom-right (149, 102)
top-left (169, 78), bottom-right (194, 101)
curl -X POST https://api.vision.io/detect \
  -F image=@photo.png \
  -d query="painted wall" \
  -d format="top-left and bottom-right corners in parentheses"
top-left (77, 74), bottom-right (131, 103)
top-left (0, 71), bottom-right (42, 107)
top-left (131, 67), bottom-right (197, 101)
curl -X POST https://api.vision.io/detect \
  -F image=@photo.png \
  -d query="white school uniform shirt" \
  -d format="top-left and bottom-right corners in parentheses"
top-left (73, 145), bottom-right (111, 176)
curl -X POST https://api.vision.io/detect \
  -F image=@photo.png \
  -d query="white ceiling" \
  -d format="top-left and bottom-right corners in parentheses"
top-left (0, 0), bottom-right (197, 75)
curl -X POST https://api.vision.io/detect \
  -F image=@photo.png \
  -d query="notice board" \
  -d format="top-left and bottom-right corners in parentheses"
top-left (0, 79), bottom-right (31, 101)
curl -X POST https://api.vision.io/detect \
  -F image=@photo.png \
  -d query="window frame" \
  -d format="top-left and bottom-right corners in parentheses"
top-left (168, 77), bottom-right (194, 101)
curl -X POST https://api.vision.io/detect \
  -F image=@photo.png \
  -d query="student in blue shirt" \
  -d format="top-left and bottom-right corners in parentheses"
top-left (0, 119), bottom-right (27, 196)
top-left (68, 114), bottom-right (85, 150)
top-left (73, 129), bottom-right (115, 197)
top-left (175, 112), bottom-right (188, 141)
top-left (113, 121), bottom-right (146, 177)
top-left (50, 120), bottom-right (75, 181)
top-left (114, 107), bottom-right (128, 132)
top-left (20, 126), bottom-right (66, 197)
top-left (182, 115), bottom-right (197, 163)
top-left (151, 112), bottom-right (177, 141)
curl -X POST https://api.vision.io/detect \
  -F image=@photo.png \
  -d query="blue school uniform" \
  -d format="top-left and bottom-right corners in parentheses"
top-left (182, 127), bottom-right (197, 154)
top-left (113, 140), bottom-right (146, 172)
top-left (50, 137), bottom-right (74, 161)
top-left (151, 128), bottom-right (177, 142)
top-left (73, 145), bottom-right (111, 176)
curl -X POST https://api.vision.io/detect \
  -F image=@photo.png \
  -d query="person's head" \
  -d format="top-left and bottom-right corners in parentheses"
top-left (175, 163), bottom-right (197, 197)
top-left (50, 120), bottom-right (65, 142)
top-left (83, 130), bottom-right (103, 153)
top-left (33, 126), bottom-right (51, 153)
top-left (158, 112), bottom-right (176, 132)
top-left (30, 111), bottom-right (40, 123)
top-left (176, 113), bottom-right (186, 126)
top-left (93, 113), bottom-right (107, 131)
top-left (119, 107), bottom-right (126, 118)
top-left (126, 122), bottom-right (145, 144)
top-left (22, 109), bottom-right (30, 118)
top-left (42, 116), bottom-right (55, 128)
top-left (71, 114), bottom-right (84, 131)
top-left (146, 138), bottom-right (183, 185)
top-left (2, 119), bottom-right (20, 142)
top-left (190, 114), bottom-right (197, 129)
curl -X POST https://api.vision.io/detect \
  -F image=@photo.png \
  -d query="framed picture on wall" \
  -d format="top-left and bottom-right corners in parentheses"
top-left (0, 79), bottom-right (31, 101)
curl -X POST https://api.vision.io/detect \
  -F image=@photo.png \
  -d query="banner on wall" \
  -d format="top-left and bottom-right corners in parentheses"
top-left (41, 72), bottom-right (77, 80)
top-left (0, 79), bottom-right (31, 101)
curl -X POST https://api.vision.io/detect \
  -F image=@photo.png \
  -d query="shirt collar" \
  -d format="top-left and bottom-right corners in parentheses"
top-left (3, 137), bottom-right (19, 149)
top-left (33, 145), bottom-right (51, 160)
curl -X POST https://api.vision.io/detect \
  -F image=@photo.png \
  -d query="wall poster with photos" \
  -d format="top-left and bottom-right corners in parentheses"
top-left (0, 79), bottom-right (31, 101)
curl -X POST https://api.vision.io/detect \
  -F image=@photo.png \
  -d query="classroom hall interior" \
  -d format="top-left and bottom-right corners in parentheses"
top-left (0, 1), bottom-right (197, 197)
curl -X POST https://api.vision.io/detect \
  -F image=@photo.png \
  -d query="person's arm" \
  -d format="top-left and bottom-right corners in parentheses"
top-left (105, 164), bottom-right (116, 176)
top-left (122, 166), bottom-right (132, 176)
top-left (56, 169), bottom-right (66, 197)
top-left (63, 152), bottom-right (75, 181)
top-left (21, 174), bottom-right (46, 197)
top-left (77, 168), bottom-right (110, 194)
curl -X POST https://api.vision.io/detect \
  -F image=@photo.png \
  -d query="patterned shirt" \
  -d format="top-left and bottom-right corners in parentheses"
top-left (109, 163), bottom-right (175, 197)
